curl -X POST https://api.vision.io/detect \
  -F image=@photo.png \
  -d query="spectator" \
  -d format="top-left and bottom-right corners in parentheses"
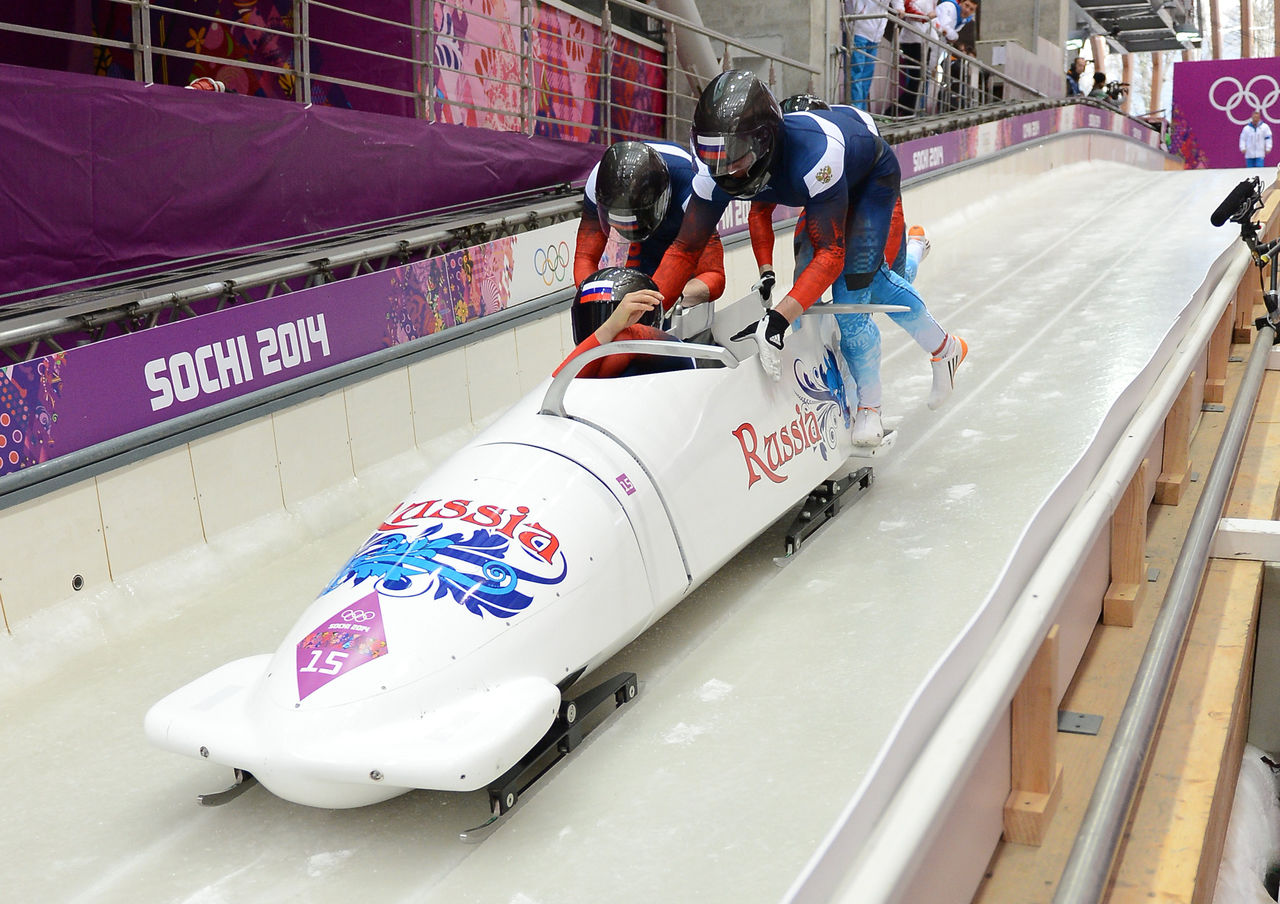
top-left (1087, 72), bottom-right (1109, 100)
top-left (575, 140), bottom-right (725, 309)
top-left (1066, 56), bottom-right (1086, 96)
top-left (1241, 110), bottom-right (1272, 168)
top-left (896, 0), bottom-right (936, 117)
top-left (933, 0), bottom-right (978, 112)
top-left (844, 0), bottom-right (903, 111)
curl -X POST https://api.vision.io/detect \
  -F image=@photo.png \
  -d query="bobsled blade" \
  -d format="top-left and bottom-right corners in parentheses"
top-left (460, 672), bottom-right (640, 842)
top-left (775, 468), bottom-right (875, 565)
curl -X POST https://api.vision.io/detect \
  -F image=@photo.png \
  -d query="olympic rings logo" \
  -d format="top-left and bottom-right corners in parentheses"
top-left (534, 242), bottom-right (571, 286)
top-left (341, 609), bottom-right (376, 623)
top-left (1208, 75), bottom-right (1280, 125)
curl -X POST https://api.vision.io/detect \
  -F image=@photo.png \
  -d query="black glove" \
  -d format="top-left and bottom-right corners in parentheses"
top-left (754, 269), bottom-right (776, 304)
top-left (731, 308), bottom-right (789, 350)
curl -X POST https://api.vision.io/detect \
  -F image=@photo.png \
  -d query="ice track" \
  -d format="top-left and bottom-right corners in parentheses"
top-left (0, 161), bottom-right (1253, 904)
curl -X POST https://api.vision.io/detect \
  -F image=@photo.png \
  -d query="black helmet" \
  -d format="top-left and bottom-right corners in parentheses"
top-left (691, 70), bottom-right (783, 198)
top-left (571, 267), bottom-right (661, 344)
top-left (595, 142), bottom-right (671, 242)
top-left (780, 93), bottom-right (829, 113)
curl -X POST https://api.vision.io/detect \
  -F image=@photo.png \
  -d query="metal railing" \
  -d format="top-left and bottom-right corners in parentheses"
top-left (0, 0), bottom-right (817, 144)
top-left (837, 11), bottom-right (1046, 122)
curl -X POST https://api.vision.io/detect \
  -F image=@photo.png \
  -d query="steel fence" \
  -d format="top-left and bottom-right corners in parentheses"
top-left (0, 0), bottom-right (818, 144)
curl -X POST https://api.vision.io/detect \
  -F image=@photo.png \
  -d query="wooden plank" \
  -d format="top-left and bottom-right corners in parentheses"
top-left (1156, 373), bottom-right (1195, 506)
top-left (1106, 560), bottom-right (1261, 904)
top-left (1004, 626), bottom-right (1063, 846)
top-left (1104, 460), bottom-right (1149, 627)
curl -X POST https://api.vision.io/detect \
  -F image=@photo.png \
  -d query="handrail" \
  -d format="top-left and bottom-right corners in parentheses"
top-left (539, 340), bottom-right (737, 417)
top-left (1, 0), bottom-right (817, 138)
top-left (838, 10), bottom-right (1047, 119)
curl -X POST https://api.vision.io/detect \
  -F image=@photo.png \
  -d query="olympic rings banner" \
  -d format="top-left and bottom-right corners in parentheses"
top-left (1171, 57), bottom-right (1280, 168)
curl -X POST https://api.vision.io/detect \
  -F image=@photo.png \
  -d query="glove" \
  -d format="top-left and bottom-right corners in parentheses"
top-left (731, 308), bottom-right (788, 349)
top-left (753, 269), bottom-right (776, 304)
top-left (731, 309), bottom-right (789, 380)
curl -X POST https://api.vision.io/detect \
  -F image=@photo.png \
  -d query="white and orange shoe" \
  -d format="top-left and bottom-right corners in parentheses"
top-left (906, 224), bottom-right (931, 265)
top-left (928, 334), bottom-right (968, 410)
top-left (852, 406), bottom-right (884, 446)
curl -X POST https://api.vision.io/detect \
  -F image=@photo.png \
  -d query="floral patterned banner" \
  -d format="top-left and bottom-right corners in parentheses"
top-left (0, 234), bottom-right (520, 479)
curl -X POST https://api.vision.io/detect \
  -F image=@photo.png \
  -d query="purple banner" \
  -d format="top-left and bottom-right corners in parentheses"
top-left (895, 131), bottom-right (973, 179)
top-left (0, 237), bottom-right (518, 478)
top-left (0, 63), bottom-right (602, 301)
top-left (1172, 57), bottom-right (1280, 168)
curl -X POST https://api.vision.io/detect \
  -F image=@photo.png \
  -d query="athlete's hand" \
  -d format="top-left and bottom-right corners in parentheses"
top-left (730, 308), bottom-right (789, 380)
top-left (596, 289), bottom-right (663, 343)
top-left (753, 269), bottom-right (777, 304)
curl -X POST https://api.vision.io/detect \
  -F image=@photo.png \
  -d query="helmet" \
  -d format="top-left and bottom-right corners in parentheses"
top-left (780, 93), bottom-right (829, 113)
top-left (571, 267), bottom-right (661, 344)
top-left (595, 142), bottom-right (671, 242)
top-left (691, 70), bottom-right (783, 198)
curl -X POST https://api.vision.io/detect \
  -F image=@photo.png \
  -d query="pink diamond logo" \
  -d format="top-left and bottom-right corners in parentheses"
top-left (296, 590), bottom-right (389, 700)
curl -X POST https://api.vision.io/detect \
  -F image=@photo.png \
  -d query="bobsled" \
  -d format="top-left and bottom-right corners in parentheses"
top-left (145, 294), bottom-right (872, 813)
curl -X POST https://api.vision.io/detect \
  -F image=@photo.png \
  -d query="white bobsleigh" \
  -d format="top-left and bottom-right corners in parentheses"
top-left (145, 295), bottom-right (871, 811)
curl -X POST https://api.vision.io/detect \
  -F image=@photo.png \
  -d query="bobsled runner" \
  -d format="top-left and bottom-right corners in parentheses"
top-left (145, 294), bottom-right (882, 817)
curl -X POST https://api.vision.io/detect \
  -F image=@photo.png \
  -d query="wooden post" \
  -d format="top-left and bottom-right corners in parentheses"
top-left (1241, 0), bottom-right (1253, 57)
top-left (1204, 307), bottom-right (1233, 405)
top-left (1209, 0), bottom-right (1222, 60)
top-left (1237, 274), bottom-right (1260, 342)
top-left (1156, 373), bottom-right (1195, 506)
top-left (1004, 625), bottom-right (1063, 845)
top-left (1149, 53), bottom-right (1164, 115)
top-left (1104, 459), bottom-right (1149, 627)
top-left (1121, 54), bottom-right (1133, 116)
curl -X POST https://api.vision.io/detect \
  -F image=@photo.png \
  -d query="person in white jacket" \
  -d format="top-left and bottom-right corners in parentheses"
top-left (1241, 110), bottom-right (1273, 168)
top-left (844, 0), bottom-right (903, 111)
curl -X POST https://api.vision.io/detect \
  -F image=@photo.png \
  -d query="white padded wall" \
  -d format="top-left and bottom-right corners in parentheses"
top-left (464, 330), bottom-right (519, 425)
top-left (189, 417), bottom-right (283, 539)
top-left (408, 346), bottom-right (473, 444)
top-left (0, 481), bottom-right (110, 625)
top-left (96, 445), bottom-right (204, 578)
top-left (271, 391), bottom-right (354, 510)
top-left (344, 370), bottom-right (415, 477)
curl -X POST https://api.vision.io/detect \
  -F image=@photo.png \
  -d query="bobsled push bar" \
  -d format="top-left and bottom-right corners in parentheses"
top-left (460, 671), bottom-right (639, 842)
top-left (801, 303), bottom-right (909, 314)
top-left (541, 340), bottom-right (737, 417)
top-left (776, 467), bottom-right (874, 564)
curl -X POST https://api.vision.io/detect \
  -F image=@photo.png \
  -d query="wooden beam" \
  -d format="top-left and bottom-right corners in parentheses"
top-left (1004, 625), bottom-right (1063, 846)
top-left (1105, 459), bottom-right (1150, 627)
top-left (1156, 373), bottom-right (1196, 506)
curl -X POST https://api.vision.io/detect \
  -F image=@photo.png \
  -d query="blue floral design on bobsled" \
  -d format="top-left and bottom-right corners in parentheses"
top-left (794, 348), bottom-right (852, 458)
top-left (323, 524), bottom-right (568, 619)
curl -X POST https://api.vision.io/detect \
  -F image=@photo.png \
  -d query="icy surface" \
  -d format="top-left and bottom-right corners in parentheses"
top-left (0, 162), bottom-right (1253, 903)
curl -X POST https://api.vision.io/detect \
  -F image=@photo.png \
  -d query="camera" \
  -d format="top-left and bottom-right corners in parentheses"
top-left (1104, 81), bottom-right (1129, 102)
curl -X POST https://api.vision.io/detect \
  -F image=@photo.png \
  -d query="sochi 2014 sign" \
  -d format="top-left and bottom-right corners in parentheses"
top-left (1172, 56), bottom-right (1280, 168)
